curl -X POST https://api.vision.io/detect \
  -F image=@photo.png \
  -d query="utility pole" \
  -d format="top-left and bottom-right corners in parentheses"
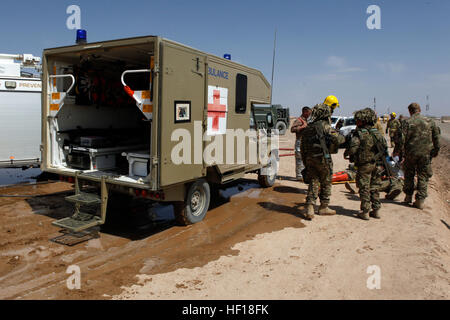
top-left (270, 29), bottom-right (277, 107)
top-left (373, 97), bottom-right (376, 112)
top-left (426, 95), bottom-right (430, 112)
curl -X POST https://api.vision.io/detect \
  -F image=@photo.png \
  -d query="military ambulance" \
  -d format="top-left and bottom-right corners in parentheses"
top-left (41, 35), bottom-right (277, 232)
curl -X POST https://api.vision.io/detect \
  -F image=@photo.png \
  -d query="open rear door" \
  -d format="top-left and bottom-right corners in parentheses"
top-left (159, 42), bottom-right (206, 187)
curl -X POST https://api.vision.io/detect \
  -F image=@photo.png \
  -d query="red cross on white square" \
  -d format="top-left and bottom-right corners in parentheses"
top-left (207, 86), bottom-right (228, 135)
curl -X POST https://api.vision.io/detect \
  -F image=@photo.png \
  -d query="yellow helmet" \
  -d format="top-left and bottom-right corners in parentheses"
top-left (324, 95), bottom-right (340, 110)
top-left (391, 112), bottom-right (396, 118)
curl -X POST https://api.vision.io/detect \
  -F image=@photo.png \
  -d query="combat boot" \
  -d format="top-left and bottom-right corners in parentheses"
top-left (404, 194), bottom-right (413, 204)
top-left (345, 182), bottom-right (357, 194)
top-left (318, 203), bottom-right (336, 216)
top-left (369, 209), bottom-right (381, 219)
top-left (358, 211), bottom-right (370, 220)
top-left (303, 204), bottom-right (315, 220)
top-left (386, 188), bottom-right (401, 200)
top-left (413, 199), bottom-right (425, 210)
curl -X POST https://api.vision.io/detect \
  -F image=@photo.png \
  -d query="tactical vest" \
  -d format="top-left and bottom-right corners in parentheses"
top-left (301, 120), bottom-right (329, 157)
top-left (355, 128), bottom-right (383, 165)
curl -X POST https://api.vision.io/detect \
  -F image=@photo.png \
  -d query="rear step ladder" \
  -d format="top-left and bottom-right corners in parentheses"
top-left (52, 173), bottom-right (109, 232)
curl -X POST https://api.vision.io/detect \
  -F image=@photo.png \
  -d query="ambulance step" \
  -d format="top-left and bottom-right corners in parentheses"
top-left (52, 213), bottom-right (102, 233)
top-left (65, 192), bottom-right (101, 205)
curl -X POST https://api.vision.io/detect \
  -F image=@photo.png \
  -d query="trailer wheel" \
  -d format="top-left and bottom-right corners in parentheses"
top-left (174, 179), bottom-right (211, 225)
top-left (258, 153), bottom-right (278, 188)
top-left (275, 121), bottom-right (287, 135)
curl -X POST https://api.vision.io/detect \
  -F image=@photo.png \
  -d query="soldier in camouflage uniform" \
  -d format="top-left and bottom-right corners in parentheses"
top-left (301, 96), bottom-right (345, 220)
top-left (291, 106), bottom-right (312, 181)
top-left (386, 112), bottom-right (400, 148)
top-left (394, 103), bottom-right (440, 209)
top-left (344, 165), bottom-right (403, 200)
top-left (344, 108), bottom-right (388, 220)
top-left (393, 115), bottom-right (408, 162)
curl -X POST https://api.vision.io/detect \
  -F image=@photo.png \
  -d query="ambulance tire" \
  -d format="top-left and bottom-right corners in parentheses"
top-left (174, 179), bottom-right (211, 225)
top-left (258, 153), bottom-right (277, 188)
top-left (258, 170), bottom-right (276, 188)
top-left (276, 121), bottom-right (287, 135)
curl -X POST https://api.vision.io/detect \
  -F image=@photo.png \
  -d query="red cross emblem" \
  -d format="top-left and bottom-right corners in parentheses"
top-left (208, 89), bottom-right (227, 131)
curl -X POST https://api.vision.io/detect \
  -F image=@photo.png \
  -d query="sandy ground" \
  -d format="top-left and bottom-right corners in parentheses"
top-left (114, 128), bottom-right (450, 300)
top-left (0, 121), bottom-right (449, 300)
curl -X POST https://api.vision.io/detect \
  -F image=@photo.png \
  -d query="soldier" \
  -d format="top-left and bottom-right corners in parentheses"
top-left (374, 114), bottom-right (384, 135)
top-left (335, 118), bottom-right (345, 131)
top-left (394, 103), bottom-right (440, 209)
top-left (344, 163), bottom-right (403, 200)
top-left (344, 108), bottom-right (388, 220)
top-left (301, 95), bottom-right (344, 220)
top-left (393, 115), bottom-right (408, 162)
top-left (291, 106), bottom-right (312, 181)
top-left (386, 112), bottom-right (400, 148)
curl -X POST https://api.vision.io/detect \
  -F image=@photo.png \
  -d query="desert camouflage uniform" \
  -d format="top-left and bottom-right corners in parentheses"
top-left (396, 113), bottom-right (440, 200)
top-left (386, 118), bottom-right (400, 148)
top-left (345, 167), bottom-right (403, 197)
top-left (301, 104), bottom-right (344, 205)
top-left (374, 119), bottom-right (384, 135)
top-left (291, 116), bottom-right (308, 179)
top-left (345, 125), bottom-right (387, 212)
top-left (379, 176), bottom-right (403, 195)
top-left (393, 118), bottom-right (408, 161)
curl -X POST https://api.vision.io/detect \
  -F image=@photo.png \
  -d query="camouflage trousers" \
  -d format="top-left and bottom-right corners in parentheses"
top-left (403, 154), bottom-right (433, 200)
top-left (295, 139), bottom-right (304, 179)
top-left (356, 163), bottom-right (382, 212)
top-left (389, 133), bottom-right (396, 148)
top-left (379, 176), bottom-right (403, 193)
top-left (304, 157), bottom-right (332, 205)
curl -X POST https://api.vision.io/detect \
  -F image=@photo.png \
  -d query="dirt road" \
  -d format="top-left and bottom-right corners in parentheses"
top-left (0, 124), bottom-right (449, 299)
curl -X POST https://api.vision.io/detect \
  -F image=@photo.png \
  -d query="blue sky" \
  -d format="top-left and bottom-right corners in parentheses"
top-left (1, 0), bottom-right (449, 116)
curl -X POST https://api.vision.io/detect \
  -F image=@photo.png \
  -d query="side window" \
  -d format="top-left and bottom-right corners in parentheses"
top-left (235, 73), bottom-right (247, 114)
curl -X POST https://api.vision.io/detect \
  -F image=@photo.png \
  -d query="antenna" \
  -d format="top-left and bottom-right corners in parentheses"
top-left (270, 29), bottom-right (277, 106)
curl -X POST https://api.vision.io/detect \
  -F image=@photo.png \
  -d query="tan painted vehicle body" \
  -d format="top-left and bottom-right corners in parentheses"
top-left (41, 36), bottom-right (274, 228)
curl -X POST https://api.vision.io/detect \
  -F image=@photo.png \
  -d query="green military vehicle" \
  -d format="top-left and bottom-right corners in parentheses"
top-left (41, 35), bottom-right (278, 232)
top-left (253, 104), bottom-right (290, 134)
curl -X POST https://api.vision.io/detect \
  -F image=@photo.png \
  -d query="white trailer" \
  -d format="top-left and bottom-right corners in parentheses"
top-left (0, 53), bottom-right (42, 168)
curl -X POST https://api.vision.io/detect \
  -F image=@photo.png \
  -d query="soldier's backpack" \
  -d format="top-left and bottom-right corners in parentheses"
top-left (355, 128), bottom-right (384, 165)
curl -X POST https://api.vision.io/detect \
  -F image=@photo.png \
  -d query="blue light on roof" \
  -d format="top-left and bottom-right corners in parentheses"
top-left (76, 29), bottom-right (87, 44)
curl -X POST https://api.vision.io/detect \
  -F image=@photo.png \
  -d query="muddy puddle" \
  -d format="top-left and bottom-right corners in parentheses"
top-left (0, 168), bottom-right (42, 186)
top-left (0, 178), bottom-right (307, 299)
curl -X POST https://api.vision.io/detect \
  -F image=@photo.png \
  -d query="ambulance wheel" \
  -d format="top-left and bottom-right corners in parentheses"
top-left (174, 179), bottom-right (211, 225)
top-left (276, 121), bottom-right (287, 135)
top-left (258, 154), bottom-right (278, 188)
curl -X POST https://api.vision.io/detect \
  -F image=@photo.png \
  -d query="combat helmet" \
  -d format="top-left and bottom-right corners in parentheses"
top-left (354, 108), bottom-right (377, 125)
top-left (310, 103), bottom-right (332, 122)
